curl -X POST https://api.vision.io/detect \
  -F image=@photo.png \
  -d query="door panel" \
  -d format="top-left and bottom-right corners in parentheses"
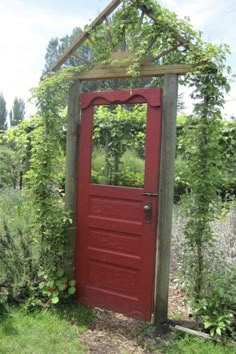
top-left (76, 88), bottom-right (162, 321)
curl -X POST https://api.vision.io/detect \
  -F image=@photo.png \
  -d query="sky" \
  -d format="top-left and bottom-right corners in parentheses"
top-left (0, 0), bottom-right (235, 119)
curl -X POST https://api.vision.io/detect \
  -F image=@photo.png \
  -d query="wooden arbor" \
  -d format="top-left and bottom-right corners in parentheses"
top-left (49, 0), bottom-right (192, 324)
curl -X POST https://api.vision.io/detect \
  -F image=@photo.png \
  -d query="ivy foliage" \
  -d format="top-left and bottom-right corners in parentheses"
top-left (24, 0), bottom-right (233, 331)
top-left (27, 71), bottom-right (73, 270)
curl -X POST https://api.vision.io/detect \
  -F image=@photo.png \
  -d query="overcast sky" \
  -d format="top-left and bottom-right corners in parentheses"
top-left (0, 0), bottom-right (235, 118)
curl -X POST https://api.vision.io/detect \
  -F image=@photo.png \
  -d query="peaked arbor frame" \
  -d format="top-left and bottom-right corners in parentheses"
top-left (49, 0), bottom-right (192, 77)
top-left (58, 0), bottom-right (189, 326)
top-left (47, 0), bottom-right (228, 325)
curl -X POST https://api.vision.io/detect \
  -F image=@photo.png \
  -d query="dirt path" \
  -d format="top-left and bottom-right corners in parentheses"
top-left (80, 279), bottom-right (188, 354)
top-left (81, 309), bottom-right (153, 353)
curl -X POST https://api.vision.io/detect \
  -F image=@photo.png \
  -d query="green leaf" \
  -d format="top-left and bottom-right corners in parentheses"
top-left (210, 329), bottom-right (215, 337)
top-left (39, 282), bottom-right (45, 289)
top-left (69, 280), bottom-right (76, 287)
top-left (68, 286), bottom-right (76, 295)
top-left (48, 280), bottom-right (54, 288)
top-left (51, 296), bottom-right (59, 304)
top-left (204, 321), bottom-right (213, 329)
top-left (216, 327), bottom-right (222, 336)
top-left (58, 283), bottom-right (66, 291)
top-left (57, 270), bottom-right (64, 277)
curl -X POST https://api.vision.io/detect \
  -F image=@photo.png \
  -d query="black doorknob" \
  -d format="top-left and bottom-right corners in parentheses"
top-left (144, 201), bottom-right (152, 224)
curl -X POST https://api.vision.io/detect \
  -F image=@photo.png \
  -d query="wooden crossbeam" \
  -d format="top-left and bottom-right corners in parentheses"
top-left (49, 0), bottom-right (122, 72)
top-left (67, 63), bottom-right (191, 81)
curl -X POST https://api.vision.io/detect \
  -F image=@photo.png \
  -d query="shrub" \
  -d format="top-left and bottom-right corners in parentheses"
top-left (0, 223), bottom-right (39, 305)
top-left (194, 264), bottom-right (236, 337)
top-left (172, 201), bottom-right (236, 337)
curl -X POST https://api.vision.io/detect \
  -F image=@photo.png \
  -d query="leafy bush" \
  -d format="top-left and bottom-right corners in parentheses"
top-left (172, 201), bottom-right (236, 338)
top-left (0, 146), bottom-right (22, 190)
top-left (37, 269), bottom-right (76, 306)
top-left (0, 223), bottom-right (39, 305)
top-left (0, 189), bottom-right (75, 311)
top-left (92, 148), bottom-right (144, 187)
top-left (194, 265), bottom-right (236, 337)
top-left (176, 117), bottom-right (236, 202)
top-left (0, 189), bottom-right (35, 234)
top-left (0, 190), bottom-right (40, 312)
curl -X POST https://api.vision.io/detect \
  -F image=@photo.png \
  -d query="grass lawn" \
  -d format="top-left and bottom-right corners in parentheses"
top-left (0, 305), bottom-right (94, 354)
top-left (164, 335), bottom-right (236, 354)
top-left (0, 305), bottom-right (235, 354)
top-left (135, 322), bottom-right (236, 354)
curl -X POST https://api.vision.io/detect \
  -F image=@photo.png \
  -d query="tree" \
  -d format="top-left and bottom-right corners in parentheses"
top-left (0, 93), bottom-right (7, 131)
top-left (9, 97), bottom-right (25, 127)
top-left (44, 27), bottom-right (90, 72)
top-left (44, 38), bottom-right (60, 72)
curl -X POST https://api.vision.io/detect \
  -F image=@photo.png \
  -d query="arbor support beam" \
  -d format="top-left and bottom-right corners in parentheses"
top-left (154, 74), bottom-right (178, 324)
top-left (64, 81), bottom-right (81, 279)
top-left (67, 63), bottom-right (191, 81)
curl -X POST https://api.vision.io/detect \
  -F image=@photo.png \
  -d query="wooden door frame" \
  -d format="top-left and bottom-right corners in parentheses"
top-left (64, 73), bottom-right (178, 325)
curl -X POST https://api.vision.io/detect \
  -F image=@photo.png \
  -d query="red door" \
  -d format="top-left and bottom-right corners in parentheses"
top-left (76, 88), bottom-right (162, 321)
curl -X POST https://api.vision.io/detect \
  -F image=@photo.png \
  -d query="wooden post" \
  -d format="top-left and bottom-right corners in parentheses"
top-left (64, 80), bottom-right (81, 279)
top-left (154, 74), bottom-right (178, 324)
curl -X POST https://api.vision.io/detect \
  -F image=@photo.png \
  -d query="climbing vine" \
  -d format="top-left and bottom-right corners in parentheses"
top-left (26, 0), bottom-right (233, 329)
top-left (28, 71), bottom-right (73, 270)
top-left (87, 2), bottom-right (231, 319)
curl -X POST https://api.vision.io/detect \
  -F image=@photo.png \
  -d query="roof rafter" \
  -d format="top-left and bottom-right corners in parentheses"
top-left (48, 0), bottom-right (190, 73)
top-left (49, 0), bottom-right (122, 72)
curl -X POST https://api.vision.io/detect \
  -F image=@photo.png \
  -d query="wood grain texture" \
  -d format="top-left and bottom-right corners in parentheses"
top-left (76, 88), bottom-right (162, 321)
top-left (68, 63), bottom-right (191, 81)
top-left (64, 81), bottom-right (81, 279)
top-left (154, 74), bottom-right (178, 324)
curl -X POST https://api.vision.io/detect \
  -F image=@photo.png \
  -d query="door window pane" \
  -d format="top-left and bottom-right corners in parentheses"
top-left (91, 104), bottom-right (147, 188)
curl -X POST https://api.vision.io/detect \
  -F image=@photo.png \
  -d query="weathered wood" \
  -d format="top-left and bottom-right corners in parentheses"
top-left (154, 74), bottom-right (178, 324)
top-left (67, 64), bottom-right (191, 81)
top-left (49, 0), bottom-right (122, 72)
top-left (64, 81), bottom-right (81, 279)
top-left (173, 324), bottom-right (235, 344)
top-left (173, 325), bottom-right (214, 341)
